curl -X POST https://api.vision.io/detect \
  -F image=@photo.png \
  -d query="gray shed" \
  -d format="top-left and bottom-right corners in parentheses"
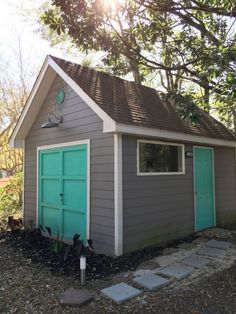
top-left (10, 56), bottom-right (236, 256)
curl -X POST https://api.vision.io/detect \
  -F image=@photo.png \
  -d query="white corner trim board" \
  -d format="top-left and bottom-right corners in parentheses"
top-left (114, 133), bottom-right (123, 256)
top-left (22, 139), bottom-right (26, 224)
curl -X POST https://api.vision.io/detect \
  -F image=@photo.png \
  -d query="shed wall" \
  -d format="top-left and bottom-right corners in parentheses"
top-left (215, 147), bottom-right (236, 224)
top-left (24, 75), bottom-right (114, 255)
top-left (122, 136), bottom-right (236, 253)
top-left (122, 135), bottom-right (194, 253)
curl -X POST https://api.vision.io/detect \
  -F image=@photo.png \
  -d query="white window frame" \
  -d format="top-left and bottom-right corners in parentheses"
top-left (137, 139), bottom-right (185, 176)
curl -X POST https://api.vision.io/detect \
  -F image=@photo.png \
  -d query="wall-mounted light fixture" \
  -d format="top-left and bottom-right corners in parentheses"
top-left (41, 112), bottom-right (63, 129)
top-left (185, 151), bottom-right (193, 158)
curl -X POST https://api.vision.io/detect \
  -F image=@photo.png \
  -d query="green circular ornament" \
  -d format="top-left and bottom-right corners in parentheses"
top-left (56, 89), bottom-right (65, 105)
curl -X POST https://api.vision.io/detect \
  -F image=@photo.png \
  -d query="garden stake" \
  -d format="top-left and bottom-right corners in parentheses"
top-left (80, 255), bottom-right (86, 285)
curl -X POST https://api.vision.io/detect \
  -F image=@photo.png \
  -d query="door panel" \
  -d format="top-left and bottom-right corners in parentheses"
top-left (63, 180), bottom-right (86, 211)
top-left (38, 144), bottom-right (87, 241)
top-left (41, 152), bottom-right (61, 176)
top-left (42, 179), bottom-right (61, 206)
top-left (63, 149), bottom-right (87, 176)
top-left (194, 147), bottom-right (215, 231)
top-left (63, 210), bottom-right (86, 241)
top-left (42, 206), bottom-right (61, 234)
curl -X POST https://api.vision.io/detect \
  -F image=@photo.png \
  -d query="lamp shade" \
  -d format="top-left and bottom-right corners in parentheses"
top-left (41, 114), bottom-right (63, 129)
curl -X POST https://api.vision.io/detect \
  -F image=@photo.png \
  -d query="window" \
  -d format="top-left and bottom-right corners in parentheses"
top-left (138, 140), bottom-right (185, 175)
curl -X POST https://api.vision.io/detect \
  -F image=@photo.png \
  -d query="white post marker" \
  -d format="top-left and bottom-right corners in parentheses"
top-left (80, 255), bottom-right (86, 285)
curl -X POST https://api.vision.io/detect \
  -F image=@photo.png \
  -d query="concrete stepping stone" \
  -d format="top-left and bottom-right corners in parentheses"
top-left (137, 260), bottom-right (159, 270)
top-left (197, 246), bottom-right (226, 258)
top-left (58, 288), bottom-right (92, 306)
top-left (101, 282), bottom-right (141, 303)
top-left (177, 242), bottom-right (196, 250)
top-left (205, 239), bottom-right (231, 250)
top-left (162, 248), bottom-right (178, 255)
top-left (192, 237), bottom-right (208, 244)
top-left (157, 263), bottom-right (194, 280)
top-left (133, 273), bottom-right (171, 290)
top-left (181, 255), bottom-right (210, 269)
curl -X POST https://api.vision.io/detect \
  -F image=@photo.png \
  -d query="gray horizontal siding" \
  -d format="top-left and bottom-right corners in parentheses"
top-left (215, 147), bottom-right (236, 225)
top-left (122, 135), bottom-right (194, 253)
top-left (24, 75), bottom-right (114, 255)
top-left (122, 137), bottom-right (236, 253)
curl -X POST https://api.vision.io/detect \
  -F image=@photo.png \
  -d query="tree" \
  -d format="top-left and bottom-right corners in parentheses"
top-left (0, 79), bottom-right (25, 174)
top-left (40, 0), bottom-right (236, 126)
top-left (0, 43), bottom-right (29, 174)
top-left (0, 172), bottom-right (23, 225)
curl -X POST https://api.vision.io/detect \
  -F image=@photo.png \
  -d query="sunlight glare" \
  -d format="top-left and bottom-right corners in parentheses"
top-left (100, 0), bottom-right (124, 10)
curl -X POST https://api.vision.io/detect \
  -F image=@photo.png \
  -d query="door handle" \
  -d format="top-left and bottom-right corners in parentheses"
top-left (60, 193), bottom-right (63, 197)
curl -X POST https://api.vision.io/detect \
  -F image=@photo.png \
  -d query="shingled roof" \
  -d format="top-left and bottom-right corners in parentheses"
top-left (51, 56), bottom-right (236, 142)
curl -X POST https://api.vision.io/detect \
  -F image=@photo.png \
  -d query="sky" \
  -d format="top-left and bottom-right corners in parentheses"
top-left (0, 0), bottom-right (87, 87)
top-left (1, 1), bottom-right (235, 91)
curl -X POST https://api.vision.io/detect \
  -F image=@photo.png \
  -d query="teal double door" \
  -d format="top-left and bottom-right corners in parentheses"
top-left (38, 144), bottom-right (88, 241)
top-left (194, 147), bottom-right (215, 231)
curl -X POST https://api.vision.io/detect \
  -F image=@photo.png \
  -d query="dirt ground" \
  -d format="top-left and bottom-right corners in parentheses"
top-left (0, 229), bottom-right (236, 314)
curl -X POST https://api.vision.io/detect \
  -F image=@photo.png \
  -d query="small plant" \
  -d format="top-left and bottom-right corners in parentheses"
top-left (63, 234), bottom-right (94, 262)
top-left (7, 216), bottom-right (23, 232)
top-left (39, 225), bottom-right (64, 254)
top-left (51, 232), bottom-right (64, 254)
top-left (24, 225), bottom-right (43, 245)
top-left (34, 224), bottom-right (95, 260)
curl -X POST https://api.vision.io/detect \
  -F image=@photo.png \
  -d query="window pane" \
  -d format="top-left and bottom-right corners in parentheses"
top-left (139, 142), bottom-right (183, 173)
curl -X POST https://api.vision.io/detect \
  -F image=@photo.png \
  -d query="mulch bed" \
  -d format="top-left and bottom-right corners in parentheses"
top-left (1, 226), bottom-right (236, 314)
top-left (0, 229), bottom-right (199, 281)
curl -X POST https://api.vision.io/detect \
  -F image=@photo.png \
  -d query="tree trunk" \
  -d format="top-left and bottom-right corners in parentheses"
top-left (130, 59), bottom-right (142, 84)
top-left (204, 86), bottom-right (210, 113)
top-left (233, 109), bottom-right (236, 133)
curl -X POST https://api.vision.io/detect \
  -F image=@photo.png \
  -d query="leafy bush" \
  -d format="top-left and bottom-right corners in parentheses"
top-left (0, 172), bottom-right (23, 227)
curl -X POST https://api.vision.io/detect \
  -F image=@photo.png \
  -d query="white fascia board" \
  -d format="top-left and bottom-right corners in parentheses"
top-left (9, 56), bottom-right (55, 148)
top-left (48, 57), bottom-right (116, 132)
top-left (11, 54), bottom-right (236, 149)
top-left (10, 56), bottom-right (116, 148)
top-left (113, 123), bottom-right (236, 147)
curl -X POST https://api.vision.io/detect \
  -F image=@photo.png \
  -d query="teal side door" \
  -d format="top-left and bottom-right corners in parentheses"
top-left (194, 147), bottom-right (215, 231)
top-left (38, 144), bottom-right (87, 241)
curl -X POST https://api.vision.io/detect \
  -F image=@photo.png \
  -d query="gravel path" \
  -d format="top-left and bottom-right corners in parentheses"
top-left (1, 229), bottom-right (236, 314)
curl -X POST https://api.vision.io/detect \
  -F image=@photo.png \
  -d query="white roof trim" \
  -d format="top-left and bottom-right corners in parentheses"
top-left (10, 56), bottom-right (116, 148)
top-left (111, 123), bottom-right (236, 147)
top-left (48, 58), bottom-right (116, 132)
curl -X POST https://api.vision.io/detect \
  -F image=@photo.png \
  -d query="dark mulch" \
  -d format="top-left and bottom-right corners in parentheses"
top-left (0, 229), bottom-right (198, 281)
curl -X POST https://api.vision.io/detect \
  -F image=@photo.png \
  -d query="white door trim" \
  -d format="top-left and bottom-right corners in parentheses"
top-left (193, 146), bottom-right (216, 232)
top-left (36, 139), bottom-right (90, 240)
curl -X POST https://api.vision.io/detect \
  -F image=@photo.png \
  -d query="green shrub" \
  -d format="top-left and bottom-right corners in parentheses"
top-left (0, 172), bottom-right (23, 225)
